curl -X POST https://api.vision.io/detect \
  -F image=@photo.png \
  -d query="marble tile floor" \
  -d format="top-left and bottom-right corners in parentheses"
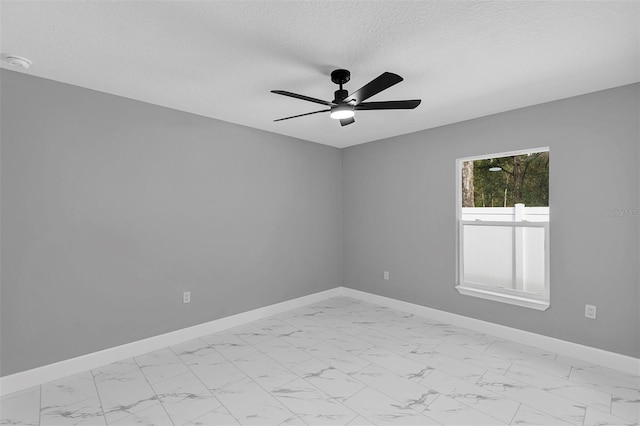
top-left (2, 296), bottom-right (639, 426)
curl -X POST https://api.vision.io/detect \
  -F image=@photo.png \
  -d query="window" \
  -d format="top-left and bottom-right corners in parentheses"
top-left (456, 148), bottom-right (550, 310)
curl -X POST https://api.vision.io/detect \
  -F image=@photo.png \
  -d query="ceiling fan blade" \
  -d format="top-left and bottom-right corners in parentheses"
top-left (271, 90), bottom-right (335, 106)
top-left (274, 109), bottom-right (330, 122)
top-left (344, 72), bottom-right (403, 104)
top-left (340, 117), bottom-right (355, 126)
top-left (355, 100), bottom-right (421, 110)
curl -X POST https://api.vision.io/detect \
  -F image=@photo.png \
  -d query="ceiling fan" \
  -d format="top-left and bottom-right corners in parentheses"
top-left (271, 69), bottom-right (421, 126)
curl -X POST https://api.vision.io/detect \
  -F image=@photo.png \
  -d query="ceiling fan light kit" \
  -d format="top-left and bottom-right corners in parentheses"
top-left (330, 105), bottom-right (354, 120)
top-left (272, 69), bottom-right (421, 127)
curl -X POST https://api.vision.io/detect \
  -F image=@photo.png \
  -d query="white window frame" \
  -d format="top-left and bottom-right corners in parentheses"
top-left (455, 148), bottom-right (550, 311)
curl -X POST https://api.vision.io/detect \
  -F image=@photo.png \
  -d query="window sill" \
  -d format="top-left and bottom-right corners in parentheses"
top-left (455, 284), bottom-right (550, 311)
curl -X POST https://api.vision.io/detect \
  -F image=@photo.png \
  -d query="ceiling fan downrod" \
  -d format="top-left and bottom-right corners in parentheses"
top-left (331, 69), bottom-right (350, 102)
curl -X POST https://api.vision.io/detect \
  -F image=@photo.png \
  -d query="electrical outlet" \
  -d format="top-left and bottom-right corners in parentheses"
top-left (585, 304), bottom-right (596, 319)
top-left (383, 271), bottom-right (390, 280)
top-left (183, 291), bottom-right (191, 304)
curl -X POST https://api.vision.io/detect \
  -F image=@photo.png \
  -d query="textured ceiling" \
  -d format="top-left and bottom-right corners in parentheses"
top-left (1, 1), bottom-right (638, 148)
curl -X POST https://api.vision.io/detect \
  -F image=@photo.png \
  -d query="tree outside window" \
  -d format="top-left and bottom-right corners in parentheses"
top-left (462, 152), bottom-right (549, 208)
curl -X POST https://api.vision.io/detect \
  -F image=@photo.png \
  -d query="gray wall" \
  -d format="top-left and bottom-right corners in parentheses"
top-left (2, 70), bottom-right (638, 377)
top-left (343, 83), bottom-right (640, 358)
top-left (0, 70), bottom-right (343, 376)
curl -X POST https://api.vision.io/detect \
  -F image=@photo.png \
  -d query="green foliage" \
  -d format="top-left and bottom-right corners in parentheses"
top-left (469, 152), bottom-right (549, 207)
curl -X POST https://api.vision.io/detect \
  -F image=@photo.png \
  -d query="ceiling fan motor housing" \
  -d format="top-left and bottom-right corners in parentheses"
top-left (334, 89), bottom-right (349, 102)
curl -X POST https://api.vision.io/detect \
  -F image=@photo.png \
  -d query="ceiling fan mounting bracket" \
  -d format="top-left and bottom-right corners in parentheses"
top-left (330, 69), bottom-right (351, 86)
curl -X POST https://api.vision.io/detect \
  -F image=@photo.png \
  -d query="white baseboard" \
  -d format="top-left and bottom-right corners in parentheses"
top-left (342, 287), bottom-right (640, 375)
top-left (0, 287), bottom-right (342, 397)
top-left (3, 285), bottom-right (637, 397)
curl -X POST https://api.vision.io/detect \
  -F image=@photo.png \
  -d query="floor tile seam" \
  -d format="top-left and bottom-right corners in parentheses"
top-left (376, 343), bottom-right (489, 385)
top-left (111, 403), bottom-right (171, 426)
top-left (310, 332), bottom-right (375, 355)
top-left (257, 342), bottom-right (318, 376)
top-left (136, 361), bottom-right (194, 389)
top-left (427, 398), bottom-right (506, 426)
top-left (344, 357), bottom-right (481, 421)
top-left (91, 362), bottom-right (140, 386)
top-left (0, 386), bottom-right (41, 403)
top-left (286, 414), bottom-right (311, 425)
top-left (344, 359), bottom-right (372, 377)
top-left (272, 315), bottom-right (375, 365)
top-left (582, 369), bottom-right (640, 386)
top-left (259, 338), bottom-right (369, 401)
top-left (508, 358), bottom-right (574, 380)
top-left (565, 374), bottom-right (638, 402)
top-left (39, 381), bottom-right (102, 418)
top-left (226, 334), bottom-right (313, 382)
top-left (40, 398), bottom-right (105, 422)
top-left (504, 366), bottom-right (616, 411)
top-left (363, 324), bottom-right (440, 349)
top-left (452, 339), bottom-right (494, 356)
top-left (186, 404), bottom-right (241, 426)
top-left (196, 338), bottom-right (256, 371)
top-left (427, 369), bottom-right (550, 423)
top-left (166, 343), bottom-right (242, 426)
top-left (355, 348), bottom-right (438, 383)
top-left (486, 341), bottom-right (560, 363)
top-left (299, 343), bottom-right (373, 378)
top-left (232, 329), bottom-right (279, 347)
top-left (568, 369), bottom-right (640, 395)
top-left (443, 391), bottom-right (523, 426)
top-left (358, 374), bottom-right (441, 415)
top-left (225, 367), bottom-right (297, 421)
top-left (611, 405), bottom-right (640, 424)
top-left (268, 375), bottom-right (361, 424)
top-left (412, 366), bottom-right (529, 425)
top-left (424, 339), bottom-right (487, 365)
top-left (339, 385), bottom-right (375, 422)
top-left (506, 359), bottom-right (570, 377)
top-left (355, 383), bottom-right (444, 426)
top-left (197, 334), bottom-right (260, 365)
top-left (291, 359), bottom-right (369, 401)
top-left (583, 402), bottom-right (635, 423)
top-left (344, 415), bottom-right (364, 426)
top-left (482, 349), bottom-right (571, 375)
top-left (471, 375), bottom-right (591, 426)
top-left (190, 334), bottom-right (299, 422)
top-left (516, 401), bottom-right (581, 426)
top-left (38, 384), bottom-right (42, 426)
top-left (88, 365), bottom-right (107, 426)
top-left (507, 402), bottom-right (522, 425)
top-left (315, 310), bottom-right (444, 353)
top-left (261, 329), bottom-right (293, 344)
top-left (174, 338), bottom-right (225, 364)
top-left (130, 355), bottom-right (175, 426)
top-left (40, 398), bottom-right (106, 423)
top-left (431, 347), bottom-right (516, 377)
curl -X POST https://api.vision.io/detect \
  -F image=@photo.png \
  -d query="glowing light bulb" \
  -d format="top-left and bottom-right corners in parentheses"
top-left (330, 105), bottom-right (354, 119)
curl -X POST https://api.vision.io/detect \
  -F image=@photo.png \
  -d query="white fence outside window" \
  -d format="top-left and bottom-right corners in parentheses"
top-left (458, 204), bottom-right (549, 305)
